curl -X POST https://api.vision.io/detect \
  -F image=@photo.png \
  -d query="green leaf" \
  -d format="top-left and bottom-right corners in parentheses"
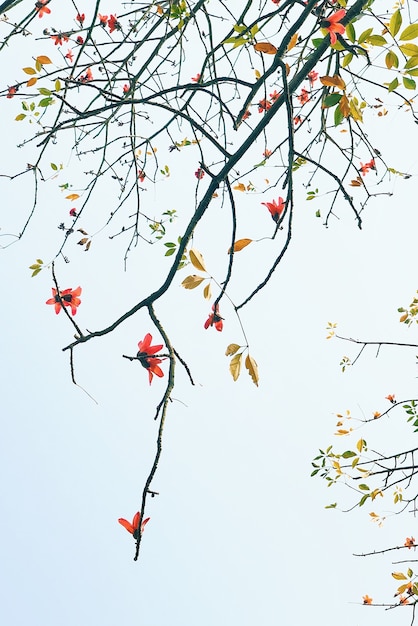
top-left (31, 267), bottom-right (41, 277)
top-left (323, 93), bottom-right (342, 107)
top-left (403, 76), bottom-right (416, 90)
top-left (387, 77), bottom-right (399, 92)
top-left (334, 103), bottom-right (344, 126)
top-left (55, 79), bottom-right (61, 92)
top-left (358, 28), bottom-right (373, 45)
top-left (345, 22), bottom-right (355, 43)
top-left (39, 97), bottom-right (53, 107)
top-left (400, 24), bottom-right (418, 41)
top-left (50, 163), bottom-right (58, 171)
top-left (358, 494), bottom-right (369, 507)
top-left (341, 450), bottom-right (356, 458)
top-left (389, 9), bottom-right (402, 37)
top-left (165, 247), bottom-right (176, 256)
top-left (400, 44), bottom-right (418, 57)
top-left (405, 55), bottom-right (418, 69)
top-left (385, 50), bottom-right (399, 69)
top-left (367, 35), bottom-right (387, 46)
top-left (342, 52), bottom-right (353, 68)
top-left (15, 113), bottom-right (26, 121)
top-left (325, 503), bottom-right (337, 509)
top-left (359, 484), bottom-right (370, 491)
top-left (311, 38), bottom-right (324, 48)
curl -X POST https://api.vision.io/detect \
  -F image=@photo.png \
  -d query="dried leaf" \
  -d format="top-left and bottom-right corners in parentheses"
top-left (254, 42), bottom-right (277, 55)
top-left (189, 248), bottom-right (206, 272)
top-left (245, 354), bottom-right (259, 387)
top-left (65, 193), bottom-right (80, 201)
top-left (287, 32), bottom-right (298, 51)
top-left (77, 228), bottom-right (88, 235)
top-left (36, 55), bottom-right (52, 65)
top-left (229, 353), bottom-right (242, 381)
top-left (392, 572), bottom-right (408, 580)
top-left (228, 238), bottom-right (252, 253)
top-left (320, 74), bottom-right (346, 90)
top-left (181, 274), bottom-right (205, 289)
top-left (225, 343), bottom-right (240, 356)
top-left (22, 67), bottom-right (36, 75)
top-left (26, 77), bottom-right (37, 87)
top-left (77, 238), bottom-right (88, 245)
top-left (233, 182), bottom-right (246, 192)
top-left (203, 282), bottom-right (212, 300)
top-left (85, 240), bottom-right (91, 251)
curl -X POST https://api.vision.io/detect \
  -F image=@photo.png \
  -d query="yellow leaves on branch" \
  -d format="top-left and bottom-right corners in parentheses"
top-left (320, 74), bottom-right (346, 90)
top-left (181, 275), bottom-right (205, 289)
top-left (226, 345), bottom-right (259, 386)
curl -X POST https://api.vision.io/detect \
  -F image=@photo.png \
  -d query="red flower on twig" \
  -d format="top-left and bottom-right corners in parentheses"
top-left (258, 98), bottom-right (272, 113)
top-left (7, 85), bottom-right (18, 98)
top-left (359, 159), bottom-right (375, 176)
top-left (123, 83), bottom-right (130, 94)
top-left (137, 333), bottom-right (165, 384)
top-left (321, 9), bottom-right (346, 45)
top-left (35, 0), bottom-right (51, 18)
top-left (195, 167), bottom-right (205, 179)
top-left (297, 88), bottom-right (310, 104)
top-left (76, 35), bottom-right (84, 45)
top-left (80, 67), bottom-right (93, 82)
top-left (204, 304), bottom-right (223, 332)
top-left (191, 73), bottom-right (201, 82)
top-left (307, 70), bottom-right (318, 87)
top-left (51, 34), bottom-right (69, 46)
top-left (108, 14), bottom-right (120, 33)
top-left (65, 49), bottom-right (74, 62)
top-left (118, 512), bottom-right (150, 539)
top-left (261, 197), bottom-right (285, 222)
top-left (76, 13), bottom-right (85, 24)
top-left (98, 14), bottom-right (108, 26)
top-left (46, 287), bottom-right (82, 315)
top-left (69, 208), bottom-right (77, 217)
top-left (404, 536), bottom-right (416, 549)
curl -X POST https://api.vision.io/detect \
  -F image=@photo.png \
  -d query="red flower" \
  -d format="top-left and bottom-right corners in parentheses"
top-left (35, 0), bottom-right (51, 18)
top-left (242, 109), bottom-right (251, 120)
top-left (80, 67), bottom-right (93, 82)
top-left (65, 49), bottom-right (74, 63)
top-left (362, 595), bottom-right (373, 605)
top-left (51, 34), bottom-right (69, 46)
top-left (204, 304), bottom-right (223, 332)
top-left (269, 90), bottom-right (280, 102)
top-left (359, 159), bottom-right (375, 176)
top-left (69, 208), bottom-right (77, 217)
top-left (118, 512), bottom-right (150, 539)
top-left (76, 35), bottom-right (84, 45)
top-left (262, 197), bottom-right (285, 222)
top-left (137, 333), bottom-right (165, 384)
top-left (321, 9), bottom-right (346, 45)
top-left (404, 536), bottom-right (416, 549)
top-left (307, 70), bottom-right (319, 87)
top-left (271, 0), bottom-right (280, 3)
top-left (258, 98), bottom-right (272, 113)
top-left (46, 286), bottom-right (82, 315)
top-left (191, 73), bottom-right (201, 82)
top-left (294, 115), bottom-right (302, 125)
top-left (297, 88), bottom-right (310, 104)
top-left (195, 167), bottom-right (205, 179)
top-left (123, 83), bottom-right (130, 93)
top-left (108, 14), bottom-right (120, 33)
top-left (138, 170), bottom-right (145, 182)
top-left (76, 13), bottom-right (85, 24)
top-left (7, 85), bottom-right (18, 99)
top-left (263, 149), bottom-right (272, 158)
top-left (98, 14), bottom-right (108, 26)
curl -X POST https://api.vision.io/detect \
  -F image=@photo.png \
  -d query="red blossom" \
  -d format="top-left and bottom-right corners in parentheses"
top-left (269, 90), bottom-right (280, 102)
top-left (80, 67), bottom-right (93, 82)
top-left (258, 98), bottom-right (272, 113)
top-left (307, 70), bottom-right (319, 87)
top-left (297, 88), bottom-right (310, 104)
top-left (123, 83), bottom-right (130, 93)
top-left (137, 333), bottom-right (165, 384)
top-left (138, 170), bottom-right (145, 182)
top-left (204, 304), bottom-right (223, 332)
top-left (191, 73), bottom-right (201, 82)
top-left (263, 149), bottom-right (272, 158)
top-left (76, 13), bottom-right (85, 24)
top-left (118, 512), bottom-right (150, 539)
top-left (98, 13), bottom-right (108, 25)
top-left (76, 35), bottom-right (84, 45)
top-left (242, 109), bottom-right (251, 120)
top-left (262, 197), bottom-right (285, 223)
top-left (359, 158), bottom-right (375, 176)
top-left (65, 49), bottom-right (74, 63)
top-left (35, 0), bottom-right (51, 18)
top-left (294, 115), bottom-right (302, 125)
top-left (51, 34), bottom-right (69, 46)
top-left (46, 286), bottom-right (82, 316)
top-left (69, 208), bottom-right (77, 217)
top-left (7, 85), bottom-right (18, 99)
top-left (321, 9), bottom-right (346, 45)
top-left (385, 394), bottom-right (396, 404)
top-left (195, 167), bottom-right (205, 179)
top-left (108, 14), bottom-right (120, 33)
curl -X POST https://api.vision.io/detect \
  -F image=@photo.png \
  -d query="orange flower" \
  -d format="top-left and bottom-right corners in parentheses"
top-left (80, 67), bottom-right (93, 82)
top-left (269, 90), bottom-right (280, 102)
top-left (399, 595), bottom-right (409, 605)
top-left (242, 109), bottom-right (251, 120)
top-left (360, 159), bottom-right (375, 176)
top-left (51, 34), bottom-right (69, 45)
top-left (321, 9), bottom-right (346, 45)
top-left (137, 333), bottom-right (165, 384)
top-left (7, 85), bottom-right (18, 98)
top-left (373, 411), bottom-right (381, 419)
top-left (362, 595), bottom-right (373, 605)
top-left (35, 0), bottom-right (51, 18)
top-left (204, 304), bottom-right (223, 332)
top-left (98, 13), bottom-right (108, 25)
top-left (404, 536), bottom-right (416, 549)
top-left (191, 73), bottom-right (201, 82)
top-left (294, 115), bottom-right (302, 125)
top-left (261, 196), bottom-right (285, 223)
top-left (46, 286), bottom-right (82, 316)
top-left (65, 49), bottom-right (74, 62)
top-left (263, 149), bottom-right (272, 158)
top-left (118, 512), bottom-right (150, 539)
top-left (385, 394), bottom-right (396, 404)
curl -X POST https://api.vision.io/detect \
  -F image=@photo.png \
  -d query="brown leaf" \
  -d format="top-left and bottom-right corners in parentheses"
top-left (225, 343), bottom-right (240, 356)
top-left (229, 353), bottom-right (242, 381)
top-left (228, 238), bottom-right (252, 253)
top-left (245, 354), bottom-right (259, 387)
top-left (189, 248), bottom-right (206, 272)
top-left (320, 74), bottom-right (346, 90)
top-left (181, 274), bottom-right (205, 289)
top-left (254, 42), bottom-right (277, 55)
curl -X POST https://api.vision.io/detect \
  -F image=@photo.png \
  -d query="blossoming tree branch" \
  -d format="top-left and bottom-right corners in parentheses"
top-left (1, 0), bottom-right (417, 575)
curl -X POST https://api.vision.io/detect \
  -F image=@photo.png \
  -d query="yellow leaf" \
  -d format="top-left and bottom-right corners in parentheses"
top-left (228, 238), bottom-right (252, 253)
top-left (245, 354), bottom-right (259, 387)
top-left (320, 74), bottom-right (346, 90)
top-left (287, 32), bottom-right (298, 51)
top-left (349, 98), bottom-right (363, 122)
top-left (65, 193), bottom-right (80, 201)
top-left (339, 94), bottom-right (350, 117)
top-left (189, 248), bottom-right (207, 272)
top-left (22, 67), bottom-right (36, 75)
top-left (400, 312), bottom-right (408, 322)
top-left (392, 572), bottom-right (408, 581)
top-left (26, 77), bottom-right (37, 87)
top-left (233, 182), bottom-right (246, 192)
top-left (36, 55), bottom-right (52, 65)
top-left (225, 343), bottom-right (240, 356)
top-left (356, 438), bottom-right (364, 453)
top-left (203, 282), bottom-right (212, 300)
top-left (254, 69), bottom-right (261, 79)
top-left (156, 4), bottom-right (163, 14)
top-left (181, 274), bottom-right (205, 289)
top-left (254, 42), bottom-right (277, 55)
top-left (230, 353), bottom-right (242, 381)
